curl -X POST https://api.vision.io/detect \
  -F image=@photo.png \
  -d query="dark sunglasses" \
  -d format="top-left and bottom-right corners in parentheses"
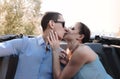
top-left (54, 21), bottom-right (65, 28)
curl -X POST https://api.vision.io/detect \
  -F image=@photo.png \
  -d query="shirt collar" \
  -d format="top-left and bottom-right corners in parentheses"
top-left (36, 35), bottom-right (45, 46)
top-left (36, 35), bottom-right (51, 51)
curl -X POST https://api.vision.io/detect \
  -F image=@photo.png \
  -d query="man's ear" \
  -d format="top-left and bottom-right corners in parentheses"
top-left (48, 20), bottom-right (55, 29)
top-left (77, 34), bottom-right (84, 41)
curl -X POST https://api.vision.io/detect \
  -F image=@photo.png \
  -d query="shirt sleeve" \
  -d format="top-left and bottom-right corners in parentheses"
top-left (0, 36), bottom-right (28, 57)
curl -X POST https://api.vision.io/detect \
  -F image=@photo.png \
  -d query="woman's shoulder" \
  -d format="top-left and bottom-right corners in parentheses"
top-left (75, 44), bottom-right (91, 55)
top-left (74, 44), bottom-right (97, 62)
top-left (71, 45), bottom-right (89, 61)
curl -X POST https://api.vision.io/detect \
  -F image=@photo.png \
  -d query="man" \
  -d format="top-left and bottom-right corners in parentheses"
top-left (0, 11), bottom-right (66, 79)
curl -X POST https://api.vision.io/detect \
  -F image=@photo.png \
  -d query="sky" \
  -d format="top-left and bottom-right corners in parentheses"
top-left (41, 0), bottom-right (120, 37)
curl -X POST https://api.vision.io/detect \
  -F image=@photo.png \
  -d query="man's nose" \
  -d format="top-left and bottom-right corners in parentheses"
top-left (64, 27), bottom-right (69, 32)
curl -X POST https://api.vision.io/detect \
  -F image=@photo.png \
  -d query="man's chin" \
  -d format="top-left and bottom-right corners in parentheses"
top-left (63, 34), bottom-right (67, 39)
top-left (58, 36), bottom-right (62, 41)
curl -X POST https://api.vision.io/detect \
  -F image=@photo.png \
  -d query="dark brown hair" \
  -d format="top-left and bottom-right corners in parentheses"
top-left (41, 12), bottom-right (62, 31)
top-left (79, 22), bottom-right (91, 43)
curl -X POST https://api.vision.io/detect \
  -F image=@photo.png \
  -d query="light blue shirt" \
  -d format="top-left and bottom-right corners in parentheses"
top-left (0, 35), bottom-right (53, 79)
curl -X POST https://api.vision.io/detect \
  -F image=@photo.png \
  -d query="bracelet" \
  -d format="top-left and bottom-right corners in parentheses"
top-left (53, 47), bottom-right (61, 52)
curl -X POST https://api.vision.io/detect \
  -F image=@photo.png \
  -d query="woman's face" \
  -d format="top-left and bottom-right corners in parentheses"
top-left (63, 22), bottom-right (80, 41)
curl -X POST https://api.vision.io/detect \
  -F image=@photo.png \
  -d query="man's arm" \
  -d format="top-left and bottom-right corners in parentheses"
top-left (0, 37), bottom-right (26, 57)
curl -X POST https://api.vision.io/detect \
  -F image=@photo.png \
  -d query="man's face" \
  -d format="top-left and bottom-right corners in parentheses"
top-left (53, 15), bottom-right (66, 40)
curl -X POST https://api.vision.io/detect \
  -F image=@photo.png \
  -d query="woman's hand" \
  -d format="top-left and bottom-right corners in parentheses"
top-left (47, 30), bottom-right (69, 64)
top-left (59, 50), bottom-right (69, 65)
top-left (47, 30), bottom-right (60, 51)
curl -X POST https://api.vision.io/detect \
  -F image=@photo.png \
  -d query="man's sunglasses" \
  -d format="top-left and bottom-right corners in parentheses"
top-left (54, 21), bottom-right (65, 28)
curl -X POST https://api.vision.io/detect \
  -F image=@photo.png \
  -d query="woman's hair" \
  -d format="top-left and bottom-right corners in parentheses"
top-left (79, 22), bottom-right (91, 43)
top-left (41, 11), bottom-right (62, 31)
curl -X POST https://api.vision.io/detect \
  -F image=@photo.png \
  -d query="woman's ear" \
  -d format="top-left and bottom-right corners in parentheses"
top-left (76, 34), bottom-right (84, 41)
top-left (48, 20), bottom-right (55, 29)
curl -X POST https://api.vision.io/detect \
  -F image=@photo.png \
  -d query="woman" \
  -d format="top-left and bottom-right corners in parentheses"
top-left (47, 22), bottom-right (112, 79)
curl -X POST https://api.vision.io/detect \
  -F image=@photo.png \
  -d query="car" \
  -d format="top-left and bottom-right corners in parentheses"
top-left (0, 34), bottom-right (120, 79)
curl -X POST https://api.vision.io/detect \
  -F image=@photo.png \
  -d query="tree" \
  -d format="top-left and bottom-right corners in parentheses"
top-left (0, 0), bottom-right (42, 35)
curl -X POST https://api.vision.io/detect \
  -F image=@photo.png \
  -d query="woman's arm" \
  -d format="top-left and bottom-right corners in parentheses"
top-left (47, 31), bottom-right (90, 79)
top-left (52, 45), bottom-right (89, 79)
top-left (58, 47), bottom-right (89, 79)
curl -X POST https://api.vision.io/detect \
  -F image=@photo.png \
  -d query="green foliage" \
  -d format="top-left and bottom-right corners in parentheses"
top-left (0, 0), bottom-right (42, 35)
top-left (24, 22), bottom-right (35, 35)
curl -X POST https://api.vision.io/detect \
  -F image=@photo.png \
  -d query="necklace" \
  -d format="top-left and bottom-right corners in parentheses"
top-left (71, 44), bottom-right (79, 53)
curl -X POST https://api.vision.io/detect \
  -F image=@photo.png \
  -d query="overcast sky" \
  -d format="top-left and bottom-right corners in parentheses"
top-left (41, 0), bottom-right (120, 37)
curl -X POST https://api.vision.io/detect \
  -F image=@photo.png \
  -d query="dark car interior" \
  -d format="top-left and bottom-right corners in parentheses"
top-left (0, 34), bottom-right (120, 79)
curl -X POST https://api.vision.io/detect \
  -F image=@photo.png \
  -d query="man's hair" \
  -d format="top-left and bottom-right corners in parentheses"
top-left (79, 22), bottom-right (91, 43)
top-left (41, 12), bottom-right (62, 31)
